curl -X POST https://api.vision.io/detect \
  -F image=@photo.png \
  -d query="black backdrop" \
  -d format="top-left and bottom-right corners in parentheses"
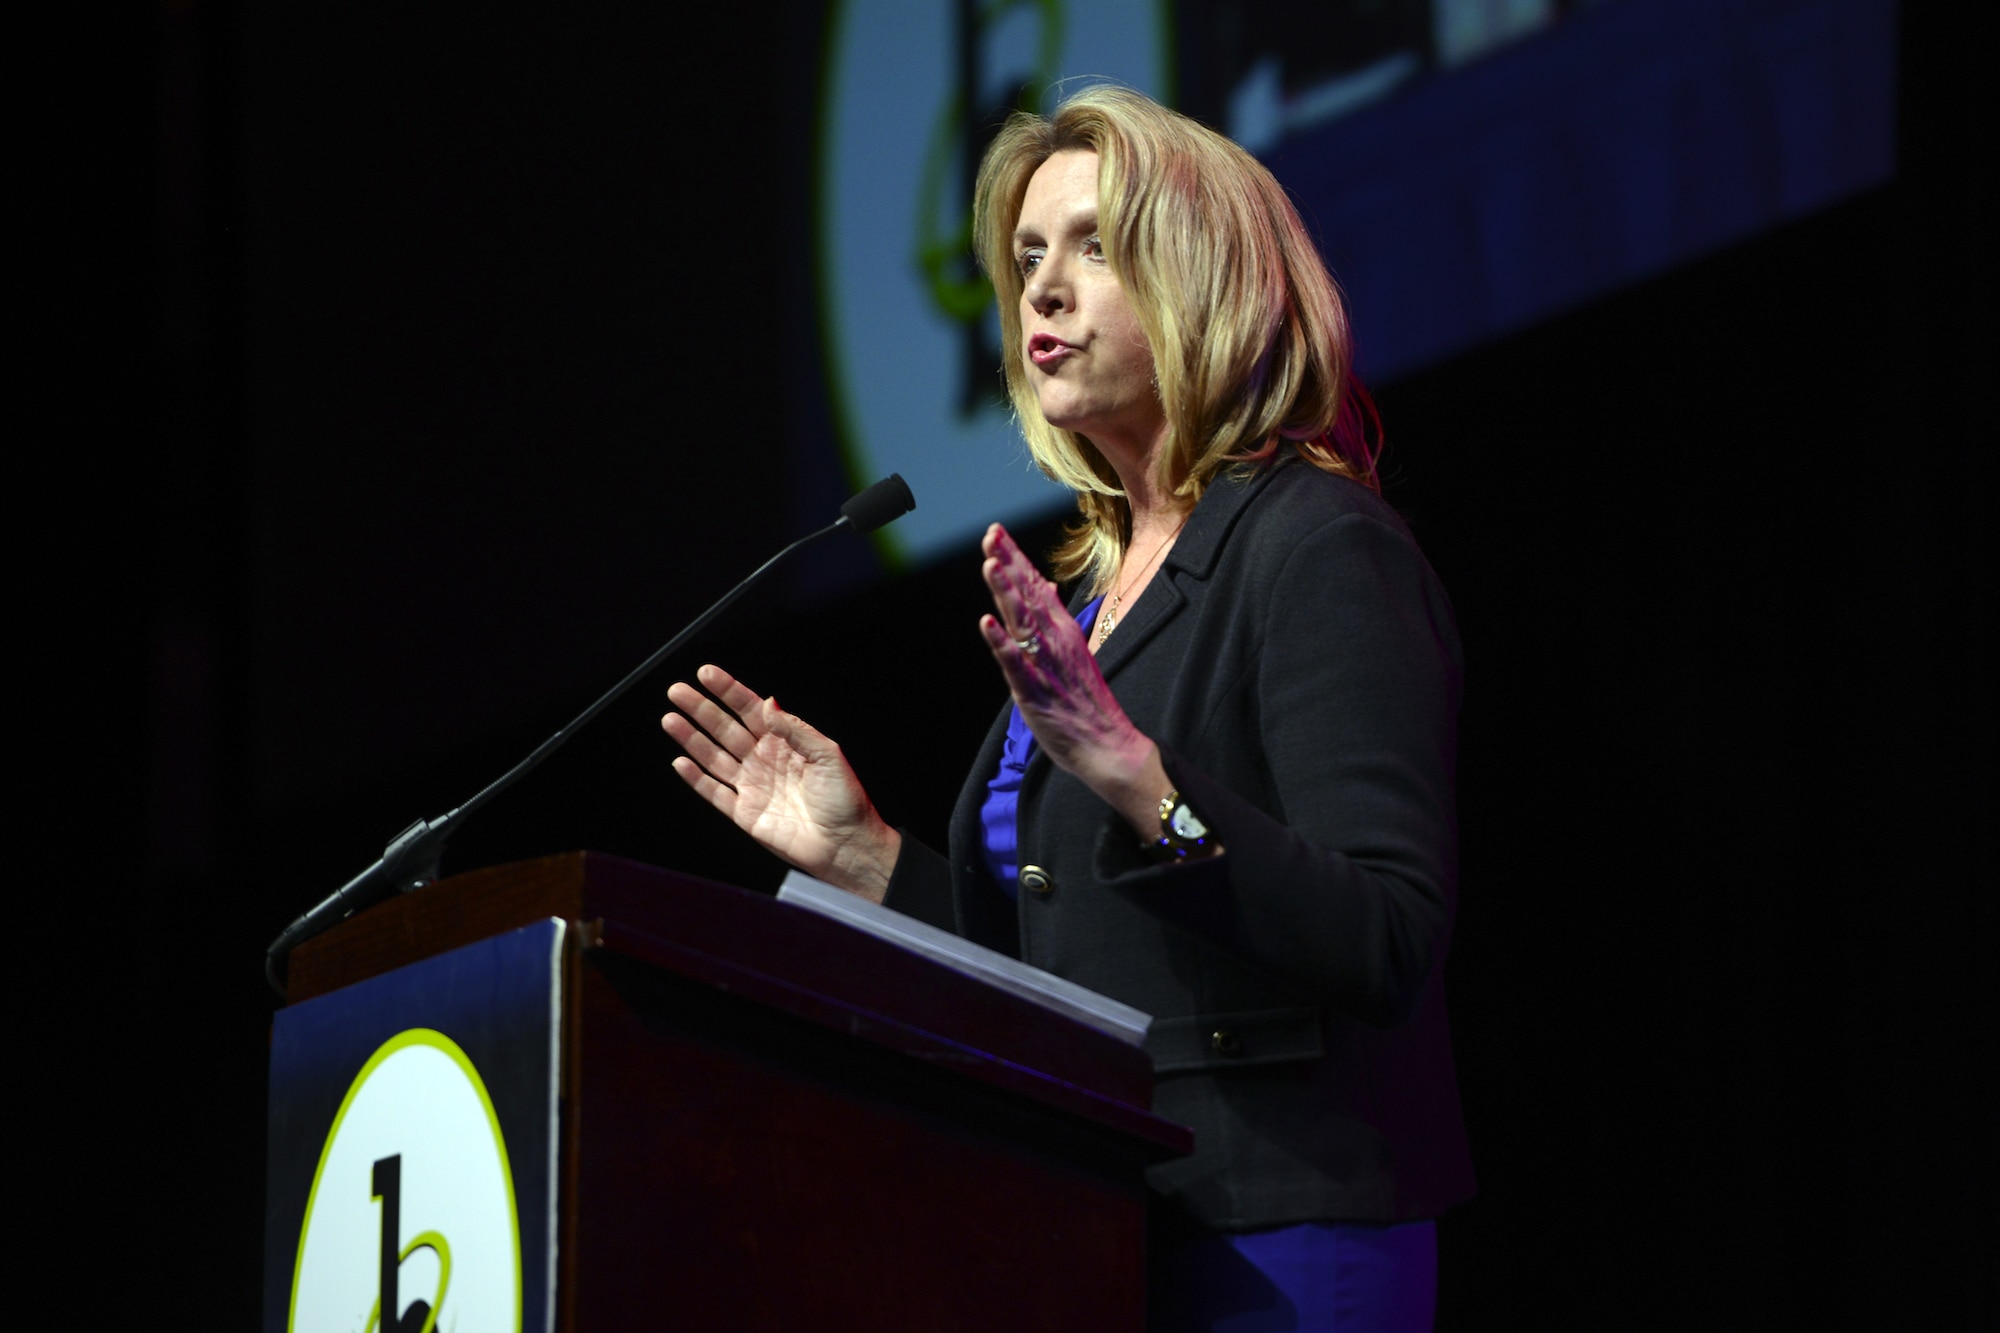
top-left (51, 3), bottom-right (1989, 1326)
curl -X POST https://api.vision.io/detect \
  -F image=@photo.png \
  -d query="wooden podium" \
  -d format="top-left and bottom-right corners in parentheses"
top-left (271, 852), bottom-right (1191, 1330)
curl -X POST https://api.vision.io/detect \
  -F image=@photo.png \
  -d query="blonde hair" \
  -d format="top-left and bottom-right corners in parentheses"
top-left (973, 84), bottom-right (1380, 591)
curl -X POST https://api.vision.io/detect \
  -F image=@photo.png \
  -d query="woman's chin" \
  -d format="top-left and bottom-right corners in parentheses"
top-left (1037, 400), bottom-right (1117, 444)
top-left (1031, 393), bottom-right (1087, 435)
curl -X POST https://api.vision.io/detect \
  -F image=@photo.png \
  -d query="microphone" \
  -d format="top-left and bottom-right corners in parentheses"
top-left (263, 474), bottom-right (917, 996)
top-left (840, 473), bottom-right (915, 534)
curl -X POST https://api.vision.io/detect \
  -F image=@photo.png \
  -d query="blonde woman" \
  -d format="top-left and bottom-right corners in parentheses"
top-left (665, 86), bottom-right (1470, 1331)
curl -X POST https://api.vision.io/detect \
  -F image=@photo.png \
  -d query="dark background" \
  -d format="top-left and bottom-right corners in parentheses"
top-left (52, 2), bottom-right (1989, 1325)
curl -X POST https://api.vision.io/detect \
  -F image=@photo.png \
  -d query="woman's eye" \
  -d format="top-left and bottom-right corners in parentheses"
top-left (1017, 248), bottom-right (1045, 278)
top-left (1083, 235), bottom-right (1104, 261)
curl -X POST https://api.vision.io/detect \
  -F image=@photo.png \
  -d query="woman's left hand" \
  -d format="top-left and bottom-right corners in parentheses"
top-left (979, 523), bottom-right (1170, 834)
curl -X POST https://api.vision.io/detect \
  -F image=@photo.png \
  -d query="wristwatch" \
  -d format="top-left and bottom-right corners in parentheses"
top-left (1153, 789), bottom-right (1215, 859)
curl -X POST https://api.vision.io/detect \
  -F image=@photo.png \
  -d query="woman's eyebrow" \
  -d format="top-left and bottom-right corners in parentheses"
top-left (1015, 209), bottom-right (1098, 246)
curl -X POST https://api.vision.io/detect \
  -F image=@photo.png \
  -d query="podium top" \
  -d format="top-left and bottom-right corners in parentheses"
top-left (288, 851), bottom-right (1189, 1155)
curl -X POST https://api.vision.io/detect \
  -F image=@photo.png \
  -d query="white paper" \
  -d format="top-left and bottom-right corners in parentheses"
top-left (776, 871), bottom-right (1152, 1047)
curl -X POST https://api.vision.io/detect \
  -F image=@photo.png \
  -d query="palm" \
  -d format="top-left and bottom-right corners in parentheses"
top-left (729, 731), bottom-right (869, 869)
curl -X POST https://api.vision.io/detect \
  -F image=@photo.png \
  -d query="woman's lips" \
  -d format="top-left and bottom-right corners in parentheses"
top-left (1028, 333), bottom-right (1075, 367)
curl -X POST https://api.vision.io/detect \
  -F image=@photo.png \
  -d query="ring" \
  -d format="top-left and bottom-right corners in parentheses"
top-left (1015, 631), bottom-right (1042, 656)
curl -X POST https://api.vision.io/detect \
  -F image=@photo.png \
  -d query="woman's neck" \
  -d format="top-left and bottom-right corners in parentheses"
top-left (1100, 431), bottom-right (1182, 546)
top-left (1102, 443), bottom-right (1185, 594)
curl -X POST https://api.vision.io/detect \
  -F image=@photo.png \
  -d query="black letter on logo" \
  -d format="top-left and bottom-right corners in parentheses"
top-left (372, 1154), bottom-right (437, 1333)
top-left (372, 1155), bottom-right (402, 1333)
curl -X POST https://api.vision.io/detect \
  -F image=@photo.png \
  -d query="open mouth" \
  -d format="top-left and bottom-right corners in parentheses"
top-left (1028, 333), bottom-right (1072, 365)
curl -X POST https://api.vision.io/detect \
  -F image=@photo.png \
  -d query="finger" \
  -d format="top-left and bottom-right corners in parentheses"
top-left (983, 523), bottom-right (1028, 590)
top-left (697, 664), bottom-right (774, 737)
top-left (661, 711), bottom-right (744, 785)
top-left (762, 700), bottom-right (846, 766)
top-left (989, 523), bottom-right (1052, 598)
top-left (990, 529), bottom-right (1066, 628)
top-left (982, 525), bottom-right (1034, 611)
top-left (666, 680), bottom-right (758, 758)
top-left (980, 575), bottom-right (1039, 658)
top-left (983, 550), bottom-right (1049, 639)
top-left (981, 555), bottom-right (1023, 635)
top-left (693, 662), bottom-right (746, 695)
top-left (987, 551), bottom-right (1085, 656)
top-left (671, 754), bottom-right (740, 821)
top-left (981, 613), bottom-right (1053, 708)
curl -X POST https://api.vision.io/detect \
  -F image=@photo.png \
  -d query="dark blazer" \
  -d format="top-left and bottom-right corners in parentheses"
top-left (886, 459), bottom-right (1475, 1229)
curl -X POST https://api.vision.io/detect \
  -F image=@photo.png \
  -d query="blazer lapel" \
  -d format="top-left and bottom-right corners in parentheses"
top-left (1019, 465), bottom-right (1276, 802)
top-left (1091, 464), bottom-right (1273, 683)
top-left (1090, 565), bottom-right (1186, 682)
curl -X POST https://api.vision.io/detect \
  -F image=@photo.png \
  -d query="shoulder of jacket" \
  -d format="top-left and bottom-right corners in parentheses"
top-left (1176, 459), bottom-right (1413, 582)
top-left (1232, 461), bottom-right (1412, 543)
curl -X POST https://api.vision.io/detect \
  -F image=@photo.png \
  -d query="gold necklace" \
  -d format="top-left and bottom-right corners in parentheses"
top-left (1092, 518), bottom-right (1186, 648)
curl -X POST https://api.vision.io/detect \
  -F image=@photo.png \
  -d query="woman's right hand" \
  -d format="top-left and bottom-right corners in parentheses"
top-left (661, 664), bottom-right (900, 902)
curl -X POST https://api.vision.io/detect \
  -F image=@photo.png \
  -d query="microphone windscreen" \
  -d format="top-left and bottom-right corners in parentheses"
top-left (840, 474), bottom-right (917, 534)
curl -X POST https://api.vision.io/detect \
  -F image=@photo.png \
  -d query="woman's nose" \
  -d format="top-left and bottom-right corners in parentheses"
top-left (1026, 264), bottom-right (1066, 315)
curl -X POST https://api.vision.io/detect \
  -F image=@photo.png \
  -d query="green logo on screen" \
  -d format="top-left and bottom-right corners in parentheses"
top-left (289, 1028), bottom-right (523, 1333)
top-left (815, 0), bottom-right (1170, 564)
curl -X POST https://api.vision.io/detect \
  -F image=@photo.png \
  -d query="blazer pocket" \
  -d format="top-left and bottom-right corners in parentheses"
top-left (1147, 1006), bottom-right (1324, 1074)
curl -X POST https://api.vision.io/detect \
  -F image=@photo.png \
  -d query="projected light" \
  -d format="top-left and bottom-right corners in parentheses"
top-left (817, 0), bottom-right (1171, 566)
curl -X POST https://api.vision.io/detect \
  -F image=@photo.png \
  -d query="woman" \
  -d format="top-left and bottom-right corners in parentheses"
top-left (663, 86), bottom-right (1471, 1331)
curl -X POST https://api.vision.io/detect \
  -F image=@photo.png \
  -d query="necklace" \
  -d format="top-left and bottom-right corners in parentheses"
top-left (1092, 517), bottom-right (1186, 648)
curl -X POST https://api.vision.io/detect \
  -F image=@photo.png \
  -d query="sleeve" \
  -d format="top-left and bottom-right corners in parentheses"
top-left (881, 828), bottom-right (957, 932)
top-left (1097, 512), bottom-right (1462, 1028)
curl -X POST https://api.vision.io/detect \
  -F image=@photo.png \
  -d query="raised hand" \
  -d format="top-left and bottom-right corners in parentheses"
top-left (977, 523), bottom-right (1170, 836)
top-left (661, 664), bottom-right (900, 901)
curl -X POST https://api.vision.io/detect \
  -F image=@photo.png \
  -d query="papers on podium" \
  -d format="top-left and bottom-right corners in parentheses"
top-left (776, 871), bottom-right (1152, 1047)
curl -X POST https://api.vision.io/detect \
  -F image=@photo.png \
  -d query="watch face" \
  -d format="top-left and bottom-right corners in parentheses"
top-left (1169, 803), bottom-right (1208, 840)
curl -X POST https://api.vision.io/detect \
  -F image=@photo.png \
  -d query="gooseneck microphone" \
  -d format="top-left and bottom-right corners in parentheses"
top-left (838, 473), bottom-right (918, 534)
top-left (262, 473), bottom-right (916, 996)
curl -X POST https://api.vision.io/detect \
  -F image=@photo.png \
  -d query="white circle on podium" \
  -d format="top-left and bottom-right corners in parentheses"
top-left (290, 1028), bottom-right (521, 1333)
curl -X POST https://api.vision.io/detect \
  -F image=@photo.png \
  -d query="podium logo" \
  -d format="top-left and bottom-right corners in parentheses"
top-left (290, 1028), bottom-right (522, 1333)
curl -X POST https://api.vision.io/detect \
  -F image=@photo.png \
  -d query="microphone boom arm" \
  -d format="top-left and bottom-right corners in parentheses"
top-left (262, 475), bottom-right (913, 997)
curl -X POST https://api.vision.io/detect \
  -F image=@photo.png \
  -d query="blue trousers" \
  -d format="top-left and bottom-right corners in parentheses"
top-left (1148, 1218), bottom-right (1438, 1333)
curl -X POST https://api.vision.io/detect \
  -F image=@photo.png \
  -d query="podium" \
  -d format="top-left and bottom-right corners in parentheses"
top-left (264, 852), bottom-right (1191, 1331)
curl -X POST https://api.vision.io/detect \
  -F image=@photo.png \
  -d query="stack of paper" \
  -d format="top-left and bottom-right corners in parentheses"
top-left (776, 871), bottom-right (1152, 1047)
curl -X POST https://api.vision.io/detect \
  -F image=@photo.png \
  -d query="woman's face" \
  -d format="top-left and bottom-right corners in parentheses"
top-left (1013, 150), bottom-right (1165, 462)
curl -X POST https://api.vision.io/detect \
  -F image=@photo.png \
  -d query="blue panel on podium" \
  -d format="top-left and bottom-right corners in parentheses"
top-left (264, 918), bottom-right (563, 1333)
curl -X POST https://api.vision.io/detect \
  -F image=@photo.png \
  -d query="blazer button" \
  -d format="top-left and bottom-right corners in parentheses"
top-left (1019, 864), bottom-right (1053, 895)
top-left (1210, 1029), bottom-right (1244, 1058)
